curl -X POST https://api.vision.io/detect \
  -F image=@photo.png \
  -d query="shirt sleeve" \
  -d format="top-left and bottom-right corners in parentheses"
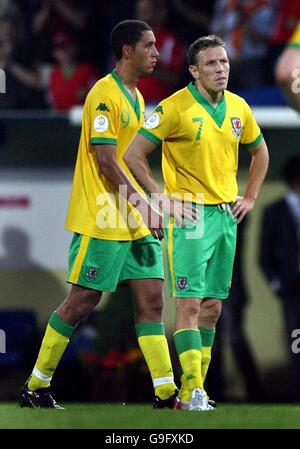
top-left (87, 90), bottom-right (119, 146)
top-left (240, 99), bottom-right (263, 149)
top-left (138, 98), bottom-right (180, 145)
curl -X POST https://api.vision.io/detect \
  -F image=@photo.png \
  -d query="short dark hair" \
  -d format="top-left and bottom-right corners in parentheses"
top-left (110, 20), bottom-right (152, 61)
top-left (283, 155), bottom-right (300, 187)
top-left (187, 35), bottom-right (226, 65)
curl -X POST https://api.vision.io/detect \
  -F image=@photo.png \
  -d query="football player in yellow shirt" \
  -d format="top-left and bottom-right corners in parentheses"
top-left (276, 21), bottom-right (300, 112)
top-left (124, 35), bottom-right (269, 411)
top-left (20, 20), bottom-right (178, 409)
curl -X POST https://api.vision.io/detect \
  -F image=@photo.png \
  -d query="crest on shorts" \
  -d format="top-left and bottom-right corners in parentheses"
top-left (230, 117), bottom-right (242, 137)
top-left (86, 267), bottom-right (97, 281)
top-left (177, 276), bottom-right (189, 290)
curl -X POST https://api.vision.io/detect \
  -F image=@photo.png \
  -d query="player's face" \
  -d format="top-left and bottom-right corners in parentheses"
top-left (191, 46), bottom-right (230, 93)
top-left (132, 30), bottom-right (159, 76)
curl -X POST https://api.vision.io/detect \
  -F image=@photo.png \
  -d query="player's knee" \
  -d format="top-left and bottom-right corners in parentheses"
top-left (147, 294), bottom-right (164, 315)
top-left (212, 301), bottom-right (222, 320)
top-left (202, 300), bottom-right (222, 325)
top-left (178, 299), bottom-right (200, 319)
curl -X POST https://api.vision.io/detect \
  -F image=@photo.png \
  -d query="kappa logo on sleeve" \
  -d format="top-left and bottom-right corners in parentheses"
top-left (155, 105), bottom-right (164, 114)
top-left (96, 102), bottom-right (110, 112)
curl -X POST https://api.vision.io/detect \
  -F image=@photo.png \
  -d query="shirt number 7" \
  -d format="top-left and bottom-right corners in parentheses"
top-left (192, 117), bottom-right (204, 140)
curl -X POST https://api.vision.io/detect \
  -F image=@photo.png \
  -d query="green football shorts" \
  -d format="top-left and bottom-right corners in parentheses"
top-left (165, 203), bottom-right (237, 299)
top-left (67, 233), bottom-right (164, 291)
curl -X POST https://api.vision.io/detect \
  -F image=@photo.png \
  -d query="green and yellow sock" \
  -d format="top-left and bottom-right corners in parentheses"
top-left (174, 328), bottom-right (203, 402)
top-left (28, 311), bottom-right (76, 391)
top-left (135, 322), bottom-right (177, 400)
top-left (199, 327), bottom-right (216, 384)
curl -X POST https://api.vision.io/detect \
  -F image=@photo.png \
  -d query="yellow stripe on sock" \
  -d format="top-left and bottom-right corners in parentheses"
top-left (173, 328), bottom-right (198, 337)
top-left (69, 235), bottom-right (90, 284)
top-left (167, 217), bottom-right (176, 296)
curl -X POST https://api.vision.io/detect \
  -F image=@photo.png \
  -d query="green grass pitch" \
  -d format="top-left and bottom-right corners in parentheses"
top-left (0, 402), bottom-right (300, 429)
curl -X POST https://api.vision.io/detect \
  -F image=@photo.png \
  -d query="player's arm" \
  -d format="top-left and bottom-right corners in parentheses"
top-left (124, 133), bottom-right (161, 197)
top-left (95, 143), bottom-right (163, 240)
top-left (231, 138), bottom-right (269, 222)
top-left (124, 134), bottom-right (196, 224)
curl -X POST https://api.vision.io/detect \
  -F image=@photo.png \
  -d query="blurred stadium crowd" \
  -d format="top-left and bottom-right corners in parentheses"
top-left (0, 0), bottom-right (298, 111)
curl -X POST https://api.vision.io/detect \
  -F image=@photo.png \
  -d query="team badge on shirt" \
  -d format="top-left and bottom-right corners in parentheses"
top-left (144, 112), bottom-right (160, 129)
top-left (94, 115), bottom-right (109, 132)
top-left (86, 267), bottom-right (98, 281)
top-left (230, 117), bottom-right (242, 137)
top-left (177, 276), bottom-right (189, 290)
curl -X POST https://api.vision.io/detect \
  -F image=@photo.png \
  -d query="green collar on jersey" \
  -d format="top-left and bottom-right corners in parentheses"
top-left (111, 70), bottom-right (141, 121)
top-left (188, 82), bottom-right (226, 128)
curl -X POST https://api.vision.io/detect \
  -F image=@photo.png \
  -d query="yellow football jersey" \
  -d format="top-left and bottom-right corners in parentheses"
top-left (65, 71), bottom-right (150, 240)
top-left (139, 83), bottom-right (262, 204)
top-left (288, 22), bottom-right (300, 48)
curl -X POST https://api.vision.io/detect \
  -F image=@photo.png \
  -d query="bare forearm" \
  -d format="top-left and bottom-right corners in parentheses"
top-left (124, 134), bottom-right (162, 199)
top-left (99, 154), bottom-right (163, 238)
top-left (126, 154), bottom-right (161, 198)
top-left (232, 141), bottom-right (269, 222)
top-left (100, 158), bottom-right (151, 207)
top-left (244, 142), bottom-right (269, 201)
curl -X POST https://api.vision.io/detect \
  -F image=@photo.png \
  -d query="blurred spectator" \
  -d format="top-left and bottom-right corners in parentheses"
top-left (27, 0), bottom-right (94, 64)
top-left (170, 0), bottom-right (216, 45)
top-left (275, 21), bottom-right (300, 112)
top-left (48, 31), bottom-right (97, 111)
top-left (271, 0), bottom-right (300, 50)
top-left (268, 1), bottom-right (300, 89)
top-left (0, 15), bottom-right (43, 109)
top-left (211, 0), bottom-right (277, 91)
top-left (32, 0), bottom-right (91, 38)
top-left (260, 155), bottom-right (300, 401)
top-left (135, 0), bottom-right (185, 104)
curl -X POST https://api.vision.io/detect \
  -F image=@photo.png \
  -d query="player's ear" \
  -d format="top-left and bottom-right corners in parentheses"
top-left (189, 65), bottom-right (198, 80)
top-left (123, 44), bottom-right (133, 59)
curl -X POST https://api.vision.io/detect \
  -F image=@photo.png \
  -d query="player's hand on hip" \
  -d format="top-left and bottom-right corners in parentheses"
top-left (231, 195), bottom-right (254, 223)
